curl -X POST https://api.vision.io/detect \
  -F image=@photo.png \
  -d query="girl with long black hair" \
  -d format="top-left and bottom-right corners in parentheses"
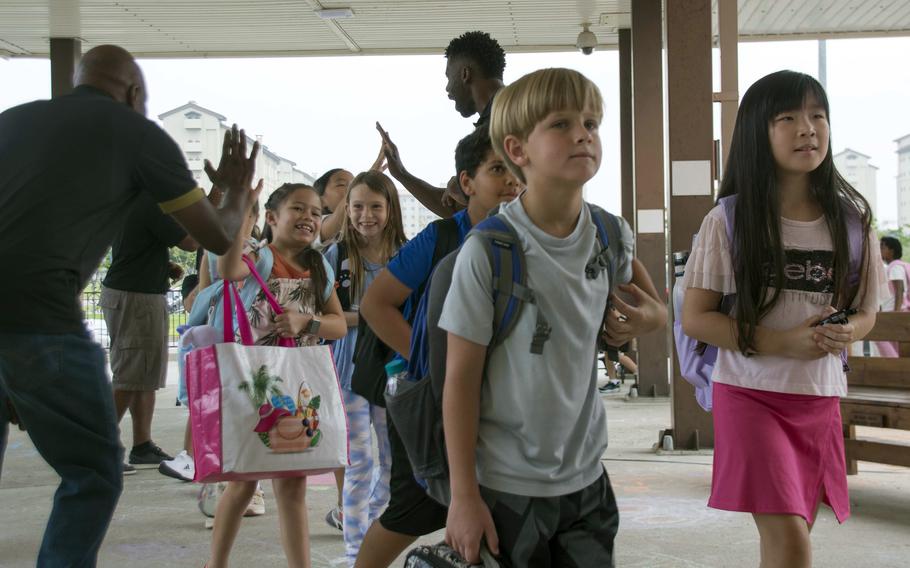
top-left (681, 70), bottom-right (888, 567)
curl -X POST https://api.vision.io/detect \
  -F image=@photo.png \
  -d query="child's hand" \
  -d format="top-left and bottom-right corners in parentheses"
top-left (168, 261), bottom-right (185, 283)
top-left (273, 312), bottom-right (312, 338)
top-left (375, 122), bottom-right (408, 180)
top-left (369, 140), bottom-right (388, 173)
top-left (444, 493), bottom-right (499, 565)
top-left (603, 283), bottom-right (668, 346)
top-left (812, 307), bottom-right (856, 355)
top-left (779, 315), bottom-right (829, 360)
top-left (443, 176), bottom-right (468, 208)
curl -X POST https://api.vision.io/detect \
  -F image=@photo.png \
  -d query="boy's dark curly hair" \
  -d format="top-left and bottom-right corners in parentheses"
top-left (455, 127), bottom-right (494, 180)
top-left (444, 31), bottom-right (506, 80)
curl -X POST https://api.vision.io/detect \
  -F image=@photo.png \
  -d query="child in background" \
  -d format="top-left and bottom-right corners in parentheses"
top-left (681, 70), bottom-right (887, 566)
top-left (441, 68), bottom-right (667, 566)
top-left (876, 236), bottom-right (909, 357)
top-left (313, 168), bottom-right (354, 247)
top-left (209, 183), bottom-right (348, 568)
top-left (323, 171), bottom-right (408, 566)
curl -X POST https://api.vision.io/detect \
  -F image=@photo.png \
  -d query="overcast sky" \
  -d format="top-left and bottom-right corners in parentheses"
top-left (2, 36), bottom-right (908, 227)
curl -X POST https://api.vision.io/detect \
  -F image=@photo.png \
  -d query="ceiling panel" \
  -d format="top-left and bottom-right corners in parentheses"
top-left (1, 1), bottom-right (908, 59)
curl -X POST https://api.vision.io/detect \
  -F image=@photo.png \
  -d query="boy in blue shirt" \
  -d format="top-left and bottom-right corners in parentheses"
top-left (357, 127), bottom-right (520, 567)
top-left (439, 68), bottom-right (667, 566)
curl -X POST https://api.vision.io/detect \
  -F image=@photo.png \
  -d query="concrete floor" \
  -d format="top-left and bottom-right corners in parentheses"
top-left (2, 365), bottom-right (909, 568)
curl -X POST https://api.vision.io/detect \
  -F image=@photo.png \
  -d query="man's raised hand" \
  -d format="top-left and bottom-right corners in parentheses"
top-left (214, 124), bottom-right (260, 209)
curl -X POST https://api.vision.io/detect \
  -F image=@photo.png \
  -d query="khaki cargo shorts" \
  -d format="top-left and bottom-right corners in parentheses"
top-left (100, 287), bottom-right (168, 392)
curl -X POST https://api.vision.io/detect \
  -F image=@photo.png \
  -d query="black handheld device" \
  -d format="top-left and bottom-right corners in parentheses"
top-left (813, 308), bottom-right (857, 327)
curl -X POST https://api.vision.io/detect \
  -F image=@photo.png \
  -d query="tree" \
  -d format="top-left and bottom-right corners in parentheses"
top-left (239, 365), bottom-right (284, 410)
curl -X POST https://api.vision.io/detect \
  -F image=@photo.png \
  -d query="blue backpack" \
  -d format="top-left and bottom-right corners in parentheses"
top-left (672, 195), bottom-right (864, 411)
top-left (386, 203), bottom-right (625, 506)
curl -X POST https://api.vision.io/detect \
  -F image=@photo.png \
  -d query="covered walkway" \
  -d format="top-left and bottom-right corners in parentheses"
top-left (2, 1), bottom-right (910, 566)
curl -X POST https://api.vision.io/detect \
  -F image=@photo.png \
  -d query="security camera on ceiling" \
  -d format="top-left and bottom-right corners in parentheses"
top-left (576, 23), bottom-right (598, 55)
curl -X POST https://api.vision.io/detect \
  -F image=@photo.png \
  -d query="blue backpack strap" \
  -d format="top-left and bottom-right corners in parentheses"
top-left (204, 246), bottom-right (273, 332)
top-left (406, 276), bottom-right (433, 381)
top-left (587, 204), bottom-right (624, 297)
top-left (471, 215), bottom-right (549, 354)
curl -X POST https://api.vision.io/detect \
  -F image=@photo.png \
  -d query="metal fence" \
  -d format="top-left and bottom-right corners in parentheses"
top-left (81, 271), bottom-right (188, 350)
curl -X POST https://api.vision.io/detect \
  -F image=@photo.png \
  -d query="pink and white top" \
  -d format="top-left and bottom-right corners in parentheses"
top-left (683, 204), bottom-right (889, 397)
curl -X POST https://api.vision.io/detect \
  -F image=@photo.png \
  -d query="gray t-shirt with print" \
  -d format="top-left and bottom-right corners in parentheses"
top-left (438, 197), bottom-right (634, 498)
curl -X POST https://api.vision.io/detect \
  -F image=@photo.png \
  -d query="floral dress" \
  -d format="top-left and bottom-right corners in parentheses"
top-left (247, 244), bottom-right (323, 348)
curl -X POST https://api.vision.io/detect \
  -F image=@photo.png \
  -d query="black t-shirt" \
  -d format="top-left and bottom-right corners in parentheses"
top-left (103, 193), bottom-right (188, 294)
top-left (0, 85), bottom-right (202, 333)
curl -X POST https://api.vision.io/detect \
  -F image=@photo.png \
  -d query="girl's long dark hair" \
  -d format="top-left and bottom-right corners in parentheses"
top-left (262, 183), bottom-right (329, 313)
top-left (718, 70), bottom-right (871, 355)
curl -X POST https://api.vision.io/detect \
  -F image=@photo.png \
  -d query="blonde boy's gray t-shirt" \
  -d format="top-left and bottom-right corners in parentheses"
top-left (438, 197), bottom-right (634, 497)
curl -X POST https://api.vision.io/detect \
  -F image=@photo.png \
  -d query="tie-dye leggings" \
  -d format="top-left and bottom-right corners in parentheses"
top-left (342, 387), bottom-right (392, 565)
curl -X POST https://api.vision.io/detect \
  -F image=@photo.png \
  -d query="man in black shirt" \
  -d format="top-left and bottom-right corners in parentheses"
top-left (0, 45), bottom-right (260, 567)
top-left (377, 31), bottom-right (506, 218)
top-left (101, 194), bottom-right (198, 474)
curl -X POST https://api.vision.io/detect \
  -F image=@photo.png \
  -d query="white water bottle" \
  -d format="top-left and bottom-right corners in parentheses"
top-left (385, 359), bottom-right (408, 396)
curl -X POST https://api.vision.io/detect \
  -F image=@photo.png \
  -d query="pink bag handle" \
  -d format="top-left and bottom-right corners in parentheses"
top-left (221, 280), bottom-right (255, 345)
top-left (240, 254), bottom-right (297, 348)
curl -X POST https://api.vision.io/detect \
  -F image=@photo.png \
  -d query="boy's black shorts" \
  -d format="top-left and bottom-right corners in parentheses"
top-left (480, 468), bottom-right (620, 567)
top-left (378, 413), bottom-right (448, 536)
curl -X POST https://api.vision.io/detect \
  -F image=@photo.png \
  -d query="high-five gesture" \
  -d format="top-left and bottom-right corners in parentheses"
top-left (211, 124), bottom-right (260, 209)
top-left (370, 139), bottom-right (388, 173)
top-left (202, 160), bottom-right (224, 207)
top-left (169, 124), bottom-right (263, 256)
top-left (375, 121), bottom-right (461, 216)
top-left (375, 121), bottom-right (405, 180)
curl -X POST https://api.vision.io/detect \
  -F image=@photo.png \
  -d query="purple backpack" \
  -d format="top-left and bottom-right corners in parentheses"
top-left (672, 196), bottom-right (864, 411)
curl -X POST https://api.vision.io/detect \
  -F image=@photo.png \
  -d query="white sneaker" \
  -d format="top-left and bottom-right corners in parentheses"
top-left (198, 482), bottom-right (225, 518)
top-left (244, 485), bottom-right (266, 517)
top-left (158, 450), bottom-right (195, 482)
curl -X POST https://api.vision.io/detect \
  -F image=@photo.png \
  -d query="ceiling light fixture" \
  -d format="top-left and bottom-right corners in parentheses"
top-left (316, 8), bottom-right (354, 20)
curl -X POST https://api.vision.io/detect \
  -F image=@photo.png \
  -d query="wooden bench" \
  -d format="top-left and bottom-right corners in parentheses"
top-left (842, 312), bottom-right (910, 474)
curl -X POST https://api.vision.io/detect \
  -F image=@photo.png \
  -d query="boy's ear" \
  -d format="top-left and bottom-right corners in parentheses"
top-left (458, 170), bottom-right (476, 198)
top-left (502, 134), bottom-right (529, 168)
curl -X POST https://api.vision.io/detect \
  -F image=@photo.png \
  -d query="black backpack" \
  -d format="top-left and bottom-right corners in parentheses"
top-left (385, 203), bottom-right (625, 505)
top-left (350, 217), bottom-right (461, 407)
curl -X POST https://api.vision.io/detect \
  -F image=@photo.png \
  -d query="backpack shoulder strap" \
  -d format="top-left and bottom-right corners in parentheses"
top-left (431, 217), bottom-right (461, 267)
top-left (844, 206), bottom-right (864, 288)
top-left (471, 215), bottom-right (549, 354)
top-left (335, 240), bottom-right (348, 276)
top-left (333, 240), bottom-right (350, 311)
top-left (586, 203), bottom-right (624, 297)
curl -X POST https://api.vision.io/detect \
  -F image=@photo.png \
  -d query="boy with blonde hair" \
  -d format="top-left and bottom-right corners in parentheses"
top-left (439, 68), bottom-right (667, 566)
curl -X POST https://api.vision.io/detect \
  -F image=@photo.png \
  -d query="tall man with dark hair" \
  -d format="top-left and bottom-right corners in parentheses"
top-left (0, 45), bottom-right (260, 566)
top-left (378, 30), bottom-right (507, 217)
